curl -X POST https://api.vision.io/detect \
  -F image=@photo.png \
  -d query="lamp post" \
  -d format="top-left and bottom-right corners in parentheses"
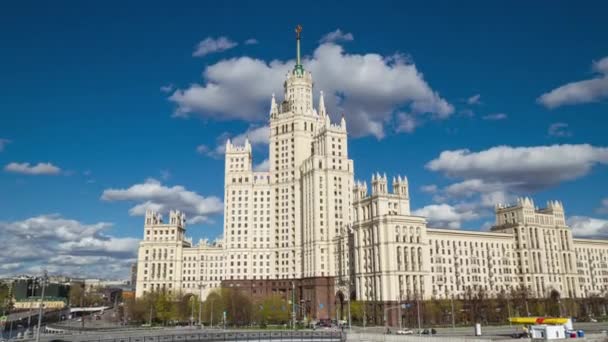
top-left (451, 295), bottom-right (456, 329)
top-left (198, 284), bottom-right (205, 327)
top-left (35, 270), bottom-right (48, 342)
top-left (210, 299), bottom-right (214, 328)
top-left (292, 282), bottom-right (296, 330)
top-left (347, 282), bottom-right (352, 330)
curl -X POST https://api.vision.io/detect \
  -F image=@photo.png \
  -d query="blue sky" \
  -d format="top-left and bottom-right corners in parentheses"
top-left (1, 1), bottom-right (607, 278)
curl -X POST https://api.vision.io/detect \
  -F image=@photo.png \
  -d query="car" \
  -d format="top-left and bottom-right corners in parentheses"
top-left (396, 329), bottom-right (414, 335)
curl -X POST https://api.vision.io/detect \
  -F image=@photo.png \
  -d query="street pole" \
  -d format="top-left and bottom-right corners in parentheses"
top-left (191, 296), bottom-right (195, 327)
top-left (397, 294), bottom-right (402, 330)
top-left (35, 270), bottom-right (48, 342)
top-left (507, 298), bottom-right (512, 326)
top-left (210, 299), bottom-right (214, 328)
top-left (347, 284), bottom-right (352, 330)
top-left (451, 295), bottom-right (455, 329)
top-left (416, 293), bottom-right (421, 334)
top-left (292, 282), bottom-right (296, 330)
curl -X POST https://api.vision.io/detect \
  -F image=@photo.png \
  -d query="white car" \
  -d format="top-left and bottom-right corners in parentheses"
top-left (396, 329), bottom-right (414, 335)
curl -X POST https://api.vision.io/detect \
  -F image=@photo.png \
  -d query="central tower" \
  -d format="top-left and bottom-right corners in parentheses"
top-left (269, 25), bottom-right (318, 279)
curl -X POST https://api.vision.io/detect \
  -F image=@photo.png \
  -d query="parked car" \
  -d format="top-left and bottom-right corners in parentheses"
top-left (396, 329), bottom-right (414, 335)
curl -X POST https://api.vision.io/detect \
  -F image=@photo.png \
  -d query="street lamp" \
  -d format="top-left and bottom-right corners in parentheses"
top-left (35, 270), bottom-right (48, 342)
top-left (198, 284), bottom-right (206, 327)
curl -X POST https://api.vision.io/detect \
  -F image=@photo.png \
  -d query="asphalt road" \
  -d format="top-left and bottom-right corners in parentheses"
top-left (12, 322), bottom-right (608, 342)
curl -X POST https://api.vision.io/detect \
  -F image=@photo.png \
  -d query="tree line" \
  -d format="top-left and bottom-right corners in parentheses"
top-left (121, 287), bottom-right (608, 328)
top-left (124, 289), bottom-right (291, 327)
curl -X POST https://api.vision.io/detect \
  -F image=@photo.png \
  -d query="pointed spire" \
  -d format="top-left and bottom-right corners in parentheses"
top-left (319, 91), bottom-right (326, 117)
top-left (340, 112), bottom-right (346, 129)
top-left (270, 93), bottom-right (277, 116)
top-left (244, 138), bottom-right (251, 151)
top-left (294, 24), bottom-right (304, 75)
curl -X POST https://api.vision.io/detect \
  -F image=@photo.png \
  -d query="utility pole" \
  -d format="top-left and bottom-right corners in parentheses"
top-left (397, 293), bottom-right (402, 330)
top-left (416, 292), bottom-right (421, 334)
top-left (35, 270), bottom-right (48, 342)
top-left (451, 295), bottom-right (456, 329)
top-left (210, 299), bottom-right (214, 328)
top-left (347, 281), bottom-right (352, 330)
top-left (291, 282), bottom-right (296, 330)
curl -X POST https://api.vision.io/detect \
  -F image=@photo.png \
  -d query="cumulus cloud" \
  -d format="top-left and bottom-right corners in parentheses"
top-left (0, 138), bottom-right (10, 152)
top-left (198, 125), bottom-right (270, 158)
top-left (538, 56), bottom-right (608, 109)
top-left (319, 29), bottom-right (354, 44)
top-left (395, 112), bottom-right (418, 133)
top-left (170, 42), bottom-right (453, 138)
top-left (427, 144), bottom-right (608, 193)
top-left (0, 215), bottom-right (138, 279)
top-left (420, 184), bottom-right (438, 193)
top-left (422, 144), bottom-right (608, 226)
top-left (101, 178), bottom-right (223, 224)
top-left (4, 162), bottom-right (61, 175)
top-left (467, 94), bottom-right (481, 105)
top-left (482, 113), bottom-right (507, 121)
top-left (568, 216), bottom-right (608, 238)
top-left (548, 122), bottom-right (572, 137)
top-left (244, 38), bottom-right (258, 45)
top-left (413, 203), bottom-right (479, 229)
top-left (193, 36), bottom-right (238, 57)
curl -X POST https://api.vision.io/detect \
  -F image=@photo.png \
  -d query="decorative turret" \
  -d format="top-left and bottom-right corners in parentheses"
top-left (145, 209), bottom-right (163, 226)
top-left (353, 180), bottom-right (368, 201)
top-left (372, 172), bottom-right (388, 195)
top-left (392, 175), bottom-right (409, 198)
top-left (517, 197), bottom-right (535, 208)
top-left (169, 210), bottom-right (186, 228)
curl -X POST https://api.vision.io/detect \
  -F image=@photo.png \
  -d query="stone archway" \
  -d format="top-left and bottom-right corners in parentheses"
top-left (335, 291), bottom-right (345, 322)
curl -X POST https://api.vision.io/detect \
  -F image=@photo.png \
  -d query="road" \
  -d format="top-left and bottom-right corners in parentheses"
top-left (351, 322), bottom-right (608, 339)
top-left (9, 322), bottom-right (607, 342)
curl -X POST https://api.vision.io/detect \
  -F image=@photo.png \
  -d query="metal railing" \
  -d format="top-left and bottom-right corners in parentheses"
top-left (80, 330), bottom-right (345, 342)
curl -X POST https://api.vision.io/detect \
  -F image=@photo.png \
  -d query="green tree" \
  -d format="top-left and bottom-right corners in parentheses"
top-left (349, 300), bottom-right (364, 325)
top-left (255, 294), bottom-right (289, 325)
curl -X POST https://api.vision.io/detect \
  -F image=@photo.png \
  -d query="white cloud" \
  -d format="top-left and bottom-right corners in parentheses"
top-left (319, 29), bottom-right (354, 44)
top-left (254, 158), bottom-right (269, 172)
top-left (101, 178), bottom-right (223, 223)
top-left (0, 138), bottom-right (10, 152)
top-left (598, 198), bottom-right (608, 214)
top-left (160, 84), bottom-right (174, 93)
top-left (482, 113), bottom-right (507, 121)
top-left (4, 162), bottom-right (61, 175)
top-left (198, 125), bottom-right (270, 158)
top-left (538, 56), bottom-right (608, 109)
top-left (467, 94), bottom-right (481, 105)
top-left (395, 112), bottom-right (419, 133)
top-left (548, 122), bottom-right (572, 137)
top-left (423, 144), bottom-right (608, 224)
top-left (413, 204), bottom-right (479, 229)
top-left (0, 215), bottom-right (138, 279)
top-left (420, 184), bottom-right (438, 193)
top-left (170, 42), bottom-right (453, 138)
top-left (568, 216), bottom-right (608, 238)
top-left (244, 38), bottom-right (258, 45)
top-left (193, 36), bottom-right (238, 57)
top-left (427, 144), bottom-right (608, 192)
